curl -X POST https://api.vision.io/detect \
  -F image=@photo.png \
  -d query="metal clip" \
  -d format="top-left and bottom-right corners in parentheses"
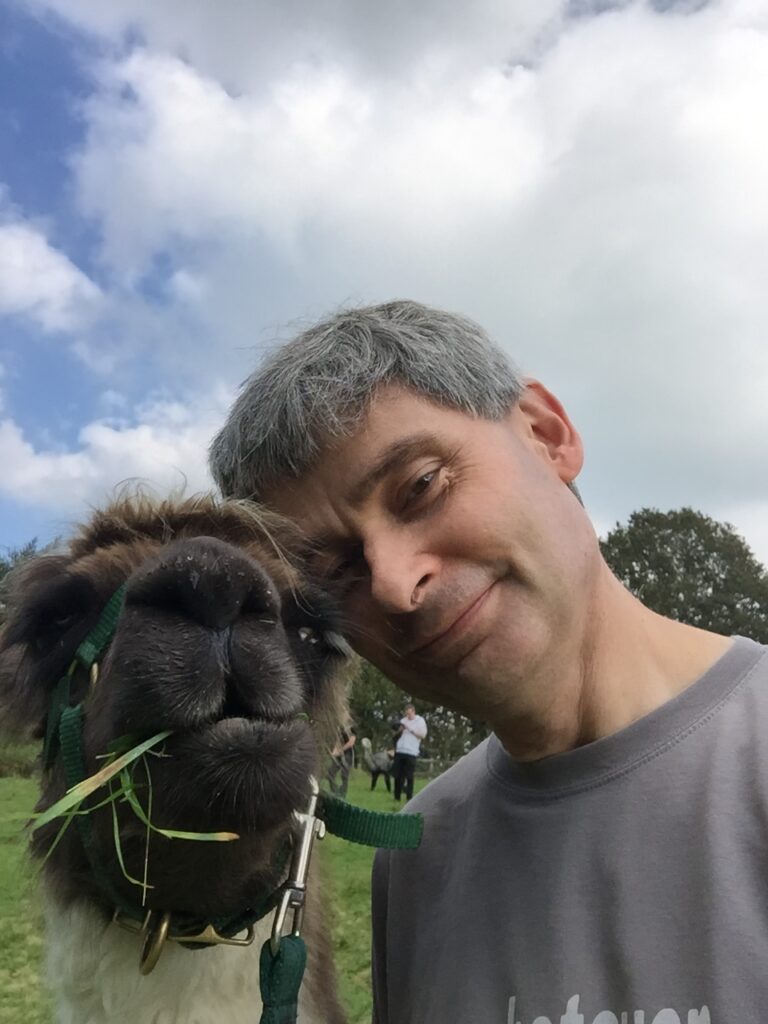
top-left (270, 775), bottom-right (326, 955)
top-left (173, 922), bottom-right (255, 948)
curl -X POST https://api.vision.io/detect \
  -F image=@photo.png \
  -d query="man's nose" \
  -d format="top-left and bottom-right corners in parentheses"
top-left (366, 539), bottom-right (437, 615)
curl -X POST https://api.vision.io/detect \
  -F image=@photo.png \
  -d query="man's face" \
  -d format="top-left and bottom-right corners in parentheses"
top-left (405, 706), bottom-right (415, 719)
top-left (266, 383), bottom-right (596, 721)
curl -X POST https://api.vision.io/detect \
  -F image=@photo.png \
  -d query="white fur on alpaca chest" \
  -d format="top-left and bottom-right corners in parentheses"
top-left (46, 897), bottom-right (325, 1024)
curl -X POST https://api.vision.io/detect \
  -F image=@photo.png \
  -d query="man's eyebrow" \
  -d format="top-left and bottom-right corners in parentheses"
top-left (347, 433), bottom-right (440, 508)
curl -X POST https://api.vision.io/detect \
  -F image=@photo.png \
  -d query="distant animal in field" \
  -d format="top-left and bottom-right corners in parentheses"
top-left (360, 737), bottom-right (394, 792)
top-left (0, 495), bottom-right (352, 1024)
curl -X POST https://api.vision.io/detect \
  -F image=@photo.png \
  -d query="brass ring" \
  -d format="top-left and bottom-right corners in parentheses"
top-left (139, 910), bottom-right (171, 975)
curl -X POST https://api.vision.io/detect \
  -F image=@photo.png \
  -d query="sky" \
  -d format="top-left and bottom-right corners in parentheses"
top-left (1, 0), bottom-right (768, 567)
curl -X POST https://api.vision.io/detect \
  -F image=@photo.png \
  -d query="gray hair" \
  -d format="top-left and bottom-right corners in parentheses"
top-left (210, 299), bottom-right (526, 499)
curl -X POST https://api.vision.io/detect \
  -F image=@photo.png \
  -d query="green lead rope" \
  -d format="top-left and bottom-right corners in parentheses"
top-left (318, 791), bottom-right (423, 849)
top-left (258, 795), bottom-right (422, 1023)
top-left (259, 936), bottom-right (308, 1024)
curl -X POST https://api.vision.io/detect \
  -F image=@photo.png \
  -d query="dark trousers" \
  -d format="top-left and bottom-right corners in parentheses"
top-left (393, 752), bottom-right (417, 801)
top-left (328, 757), bottom-right (351, 798)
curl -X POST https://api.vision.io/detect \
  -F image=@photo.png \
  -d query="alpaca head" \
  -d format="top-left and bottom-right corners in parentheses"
top-left (0, 495), bottom-right (352, 923)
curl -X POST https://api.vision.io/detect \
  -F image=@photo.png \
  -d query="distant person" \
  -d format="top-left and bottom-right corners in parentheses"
top-left (392, 704), bottom-right (427, 802)
top-left (361, 737), bottom-right (394, 791)
top-left (327, 722), bottom-right (356, 798)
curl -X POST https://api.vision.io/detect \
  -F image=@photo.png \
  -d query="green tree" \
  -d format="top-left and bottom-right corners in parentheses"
top-left (0, 539), bottom-right (39, 579)
top-left (349, 660), bottom-right (489, 769)
top-left (348, 660), bottom-right (404, 750)
top-left (600, 507), bottom-right (768, 642)
top-left (0, 539), bottom-right (41, 625)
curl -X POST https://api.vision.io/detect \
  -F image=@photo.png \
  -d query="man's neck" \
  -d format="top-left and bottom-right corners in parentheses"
top-left (493, 570), bottom-right (733, 762)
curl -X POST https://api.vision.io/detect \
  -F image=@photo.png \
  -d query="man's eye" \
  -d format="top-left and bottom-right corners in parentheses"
top-left (328, 560), bottom-right (353, 581)
top-left (401, 468), bottom-right (441, 511)
top-left (411, 470), bottom-right (436, 497)
top-left (331, 558), bottom-right (366, 584)
top-left (323, 545), bottom-right (366, 586)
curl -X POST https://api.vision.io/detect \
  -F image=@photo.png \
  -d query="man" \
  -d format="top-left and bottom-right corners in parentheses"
top-left (210, 300), bottom-right (767, 1024)
top-left (392, 703), bottom-right (427, 802)
top-left (328, 721), bottom-right (356, 798)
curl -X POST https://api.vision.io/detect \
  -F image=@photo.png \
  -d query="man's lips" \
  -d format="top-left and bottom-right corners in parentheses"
top-left (408, 583), bottom-right (496, 656)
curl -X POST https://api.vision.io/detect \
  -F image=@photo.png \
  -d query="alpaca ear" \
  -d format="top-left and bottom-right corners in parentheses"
top-left (0, 641), bottom-right (48, 740)
top-left (0, 554), bottom-right (76, 740)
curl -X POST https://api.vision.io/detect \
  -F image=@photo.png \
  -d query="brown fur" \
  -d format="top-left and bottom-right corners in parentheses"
top-left (0, 494), bottom-right (352, 1022)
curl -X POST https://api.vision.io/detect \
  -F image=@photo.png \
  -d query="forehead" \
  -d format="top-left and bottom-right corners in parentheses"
top-left (265, 386), bottom-right (479, 518)
top-left (330, 384), bottom-right (490, 472)
top-left (352, 384), bottom-right (464, 433)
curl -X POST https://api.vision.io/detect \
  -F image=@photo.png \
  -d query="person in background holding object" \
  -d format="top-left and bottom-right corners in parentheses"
top-left (327, 721), bottom-right (356, 798)
top-left (392, 703), bottom-right (427, 802)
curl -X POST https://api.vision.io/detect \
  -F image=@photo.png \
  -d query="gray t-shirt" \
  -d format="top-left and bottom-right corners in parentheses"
top-left (372, 636), bottom-right (768, 1024)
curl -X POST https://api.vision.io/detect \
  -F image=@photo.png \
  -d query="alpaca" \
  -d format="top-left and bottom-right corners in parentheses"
top-left (0, 495), bottom-right (353, 1024)
top-left (360, 738), bottom-right (393, 792)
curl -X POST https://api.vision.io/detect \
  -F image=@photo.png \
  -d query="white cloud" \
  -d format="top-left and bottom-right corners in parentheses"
top-left (0, 214), bottom-right (103, 333)
top-left (0, 387), bottom-right (232, 518)
top-left (98, 389), bottom-right (128, 412)
top-left (22, 0), bottom-right (562, 90)
top-left (73, 20), bottom-right (668, 281)
top-left (5, 0), bottom-right (768, 567)
top-left (63, 3), bottom-right (768, 289)
top-left (62, 5), bottom-right (768, 406)
top-left (167, 269), bottom-right (207, 303)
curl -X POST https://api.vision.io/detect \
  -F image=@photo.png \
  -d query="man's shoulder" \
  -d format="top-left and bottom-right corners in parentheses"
top-left (374, 740), bottom-right (492, 881)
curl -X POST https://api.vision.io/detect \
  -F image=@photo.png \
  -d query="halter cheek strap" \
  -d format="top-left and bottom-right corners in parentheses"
top-left (43, 584), bottom-right (127, 772)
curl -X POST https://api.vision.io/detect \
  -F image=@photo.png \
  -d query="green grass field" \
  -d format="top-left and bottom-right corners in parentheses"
top-left (0, 769), bottom-right (423, 1024)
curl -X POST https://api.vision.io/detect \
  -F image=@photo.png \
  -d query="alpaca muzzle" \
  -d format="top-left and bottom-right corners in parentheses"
top-left (40, 582), bottom-right (423, 1024)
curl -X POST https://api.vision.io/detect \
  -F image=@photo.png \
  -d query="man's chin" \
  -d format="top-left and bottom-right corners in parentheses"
top-left (398, 638), bottom-right (508, 716)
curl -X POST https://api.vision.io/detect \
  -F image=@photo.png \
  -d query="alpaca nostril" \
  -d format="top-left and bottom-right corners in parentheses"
top-left (176, 573), bottom-right (263, 630)
top-left (127, 536), bottom-right (281, 630)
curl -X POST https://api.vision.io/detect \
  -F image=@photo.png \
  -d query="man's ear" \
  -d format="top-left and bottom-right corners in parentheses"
top-left (515, 380), bottom-right (584, 485)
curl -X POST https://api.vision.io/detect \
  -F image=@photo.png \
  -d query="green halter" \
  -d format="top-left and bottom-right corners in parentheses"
top-left (42, 583), bottom-right (422, 1023)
